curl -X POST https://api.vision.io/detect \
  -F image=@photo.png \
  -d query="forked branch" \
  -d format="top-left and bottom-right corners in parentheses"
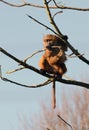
top-left (27, 14), bottom-right (89, 65)
top-left (44, 0), bottom-right (89, 65)
top-left (0, 0), bottom-right (89, 11)
top-left (0, 76), bottom-right (53, 88)
top-left (0, 47), bottom-right (89, 88)
top-left (44, 0), bottom-right (63, 37)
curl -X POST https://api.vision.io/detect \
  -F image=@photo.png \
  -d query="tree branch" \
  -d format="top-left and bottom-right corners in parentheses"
top-left (6, 66), bottom-right (25, 74)
top-left (6, 49), bottom-right (45, 74)
top-left (0, 76), bottom-right (53, 88)
top-left (44, 0), bottom-right (63, 37)
top-left (65, 42), bottom-right (89, 65)
top-left (0, 47), bottom-right (89, 88)
top-left (0, 47), bottom-right (41, 75)
top-left (0, 0), bottom-right (89, 11)
top-left (23, 49), bottom-right (45, 62)
top-left (57, 114), bottom-right (73, 130)
top-left (44, 0), bottom-right (89, 65)
top-left (59, 79), bottom-right (89, 89)
top-left (27, 14), bottom-right (58, 36)
top-left (1, 0), bottom-right (89, 66)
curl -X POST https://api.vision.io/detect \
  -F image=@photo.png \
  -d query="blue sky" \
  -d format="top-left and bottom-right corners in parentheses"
top-left (0, 0), bottom-right (89, 130)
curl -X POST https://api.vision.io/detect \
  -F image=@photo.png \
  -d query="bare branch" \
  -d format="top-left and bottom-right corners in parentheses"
top-left (0, 47), bottom-right (41, 75)
top-left (59, 78), bottom-right (89, 89)
top-left (27, 14), bottom-right (58, 36)
top-left (54, 4), bottom-right (89, 11)
top-left (52, 0), bottom-right (62, 8)
top-left (0, 0), bottom-right (89, 11)
top-left (6, 49), bottom-right (45, 74)
top-left (53, 11), bottom-right (63, 19)
top-left (0, 47), bottom-right (89, 88)
top-left (1, 74), bottom-right (89, 89)
top-left (6, 46), bottom-right (62, 75)
top-left (2, 46), bottom-right (87, 76)
top-left (2, 1), bottom-right (86, 67)
top-left (66, 53), bottom-right (85, 58)
top-left (57, 114), bottom-right (73, 130)
top-left (23, 49), bottom-right (45, 62)
top-left (65, 43), bottom-right (89, 65)
top-left (44, 0), bottom-right (63, 37)
top-left (6, 66), bottom-right (25, 74)
top-left (0, 0), bottom-right (46, 8)
top-left (27, 15), bottom-right (89, 65)
top-left (44, 0), bottom-right (89, 65)
top-left (0, 76), bottom-right (53, 88)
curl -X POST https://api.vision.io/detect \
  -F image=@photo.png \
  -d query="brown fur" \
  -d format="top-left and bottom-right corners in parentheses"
top-left (39, 34), bottom-right (67, 108)
top-left (39, 34), bottom-right (67, 76)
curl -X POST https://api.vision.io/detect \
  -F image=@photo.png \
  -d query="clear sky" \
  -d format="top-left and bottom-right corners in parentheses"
top-left (0, 0), bottom-right (89, 130)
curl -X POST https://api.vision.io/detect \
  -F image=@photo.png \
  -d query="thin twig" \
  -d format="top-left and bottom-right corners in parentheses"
top-left (3, 47), bottom-right (84, 75)
top-left (52, 0), bottom-right (62, 8)
top-left (6, 66), bottom-right (25, 74)
top-left (0, 47), bottom-right (42, 75)
top-left (5, 46), bottom-right (62, 75)
top-left (8, 49), bottom-right (45, 74)
top-left (47, 0), bottom-right (52, 4)
top-left (27, 14), bottom-right (58, 36)
top-left (53, 11), bottom-right (63, 19)
top-left (1, 74), bottom-right (89, 89)
top-left (65, 43), bottom-right (89, 65)
top-left (51, 4), bottom-right (89, 64)
top-left (0, 0), bottom-right (89, 11)
top-left (66, 53), bottom-right (84, 58)
top-left (7, 49), bottom-right (45, 74)
top-left (57, 114), bottom-right (73, 130)
top-left (27, 14), bottom-right (89, 65)
top-left (0, 47), bottom-right (89, 88)
top-left (0, 76), bottom-right (53, 88)
top-left (44, 0), bottom-right (63, 37)
top-left (44, 0), bottom-right (89, 65)
top-left (23, 49), bottom-right (45, 62)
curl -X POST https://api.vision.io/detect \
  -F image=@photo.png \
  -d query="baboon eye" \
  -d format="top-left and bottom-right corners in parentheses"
top-left (44, 39), bottom-right (52, 42)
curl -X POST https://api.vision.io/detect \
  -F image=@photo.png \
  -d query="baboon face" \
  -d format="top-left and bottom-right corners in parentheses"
top-left (43, 34), bottom-right (67, 51)
top-left (43, 34), bottom-right (59, 48)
